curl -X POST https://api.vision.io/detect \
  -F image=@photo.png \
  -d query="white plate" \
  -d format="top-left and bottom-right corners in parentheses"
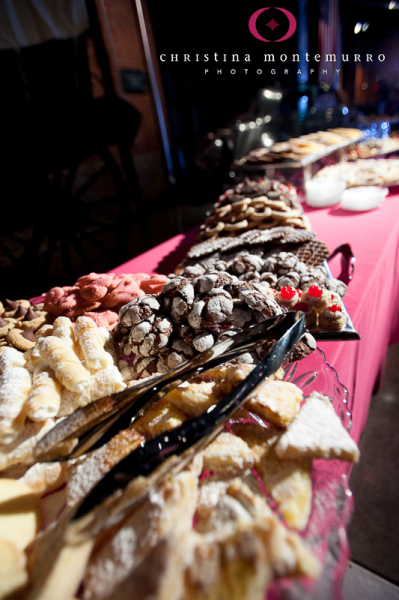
top-left (305, 178), bottom-right (347, 207)
top-left (340, 186), bottom-right (388, 211)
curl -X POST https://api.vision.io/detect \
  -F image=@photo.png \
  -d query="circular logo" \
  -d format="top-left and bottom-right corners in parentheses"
top-left (248, 7), bottom-right (297, 42)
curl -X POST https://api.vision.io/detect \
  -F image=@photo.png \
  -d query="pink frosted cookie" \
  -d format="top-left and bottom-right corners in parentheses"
top-left (84, 309), bottom-right (119, 330)
top-left (80, 284), bottom-right (109, 302)
top-left (319, 304), bottom-right (347, 331)
top-left (58, 288), bottom-right (83, 310)
top-left (107, 274), bottom-right (135, 292)
top-left (43, 270), bottom-right (169, 330)
top-left (132, 273), bottom-right (152, 285)
top-left (65, 301), bottom-right (102, 319)
top-left (301, 285), bottom-right (330, 310)
top-left (43, 287), bottom-right (65, 315)
top-left (101, 279), bottom-right (144, 308)
top-left (140, 275), bottom-right (170, 294)
top-left (76, 272), bottom-right (106, 287)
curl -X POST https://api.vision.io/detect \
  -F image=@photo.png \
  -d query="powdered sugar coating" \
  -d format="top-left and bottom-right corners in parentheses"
top-left (0, 366), bottom-right (32, 444)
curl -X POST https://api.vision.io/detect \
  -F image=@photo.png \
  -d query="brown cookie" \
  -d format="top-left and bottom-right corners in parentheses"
top-left (3, 299), bottom-right (31, 319)
top-left (32, 302), bottom-right (45, 311)
top-left (6, 327), bottom-right (36, 351)
top-left (19, 315), bottom-right (47, 332)
top-left (0, 318), bottom-right (16, 338)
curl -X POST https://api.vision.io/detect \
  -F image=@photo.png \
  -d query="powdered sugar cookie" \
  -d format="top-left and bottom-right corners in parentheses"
top-left (74, 316), bottom-right (112, 372)
top-left (0, 366), bottom-right (32, 444)
top-left (26, 365), bottom-right (61, 421)
top-left (37, 336), bottom-right (91, 392)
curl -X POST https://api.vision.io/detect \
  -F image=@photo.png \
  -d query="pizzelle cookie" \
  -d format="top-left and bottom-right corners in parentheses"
top-left (274, 391), bottom-right (360, 462)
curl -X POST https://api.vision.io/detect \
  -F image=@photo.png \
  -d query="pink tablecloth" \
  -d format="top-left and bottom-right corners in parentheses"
top-left (112, 188), bottom-right (399, 443)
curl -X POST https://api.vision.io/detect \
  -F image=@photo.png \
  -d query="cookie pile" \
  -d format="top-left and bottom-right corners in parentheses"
top-left (219, 177), bottom-right (298, 207)
top-left (235, 128), bottom-right (362, 166)
top-left (0, 299), bottom-right (49, 352)
top-left (0, 315), bottom-right (124, 470)
top-left (115, 274), bottom-right (284, 381)
top-left (197, 195), bottom-right (310, 241)
top-left (44, 272), bottom-right (169, 331)
top-left (196, 178), bottom-right (310, 241)
top-left (315, 158), bottom-right (399, 187)
top-left (179, 251), bottom-right (347, 331)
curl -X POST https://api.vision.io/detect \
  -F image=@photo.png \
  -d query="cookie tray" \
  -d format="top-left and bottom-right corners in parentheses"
top-left (234, 137), bottom-right (364, 171)
top-left (310, 261), bottom-right (360, 342)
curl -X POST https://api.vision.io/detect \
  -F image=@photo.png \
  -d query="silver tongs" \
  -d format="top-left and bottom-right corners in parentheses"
top-left (35, 312), bottom-right (305, 463)
top-left (26, 312), bottom-right (305, 599)
top-left (70, 310), bottom-right (305, 529)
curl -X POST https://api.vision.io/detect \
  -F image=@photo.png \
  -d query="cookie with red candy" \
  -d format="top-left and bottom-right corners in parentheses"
top-left (319, 304), bottom-right (347, 331)
top-left (301, 285), bottom-right (330, 310)
top-left (275, 286), bottom-right (300, 309)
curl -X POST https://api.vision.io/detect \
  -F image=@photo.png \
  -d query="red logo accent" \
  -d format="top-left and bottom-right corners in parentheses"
top-left (248, 7), bottom-right (297, 42)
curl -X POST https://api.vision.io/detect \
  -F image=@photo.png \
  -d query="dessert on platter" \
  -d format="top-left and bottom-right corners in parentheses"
top-left (348, 136), bottom-right (399, 160)
top-left (0, 171), bottom-right (359, 598)
top-left (196, 179), bottom-right (310, 242)
top-left (177, 176), bottom-right (351, 334)
top-left (235, 128), bottom-right (362, 166)
top-left (315, 158), bottom-right (399, 187)
top-left (43, 272), bottom-right (170, 331)
top-left (0, 318), bottom-right (359, 599)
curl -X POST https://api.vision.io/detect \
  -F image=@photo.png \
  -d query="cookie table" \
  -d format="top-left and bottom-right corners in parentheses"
top-left (111, 186), bottom-right (399, 443)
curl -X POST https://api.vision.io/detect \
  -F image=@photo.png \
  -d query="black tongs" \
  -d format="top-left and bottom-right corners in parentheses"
top-left (35, 311), bottom-right (305, 464)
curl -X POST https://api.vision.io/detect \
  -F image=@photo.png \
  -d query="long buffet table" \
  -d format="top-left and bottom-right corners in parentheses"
top-left (112, 186), bottom-right (399, 443)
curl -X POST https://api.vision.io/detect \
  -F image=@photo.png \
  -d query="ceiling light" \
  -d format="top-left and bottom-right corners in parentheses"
top-left (354, 22), bottom-right (362, 34)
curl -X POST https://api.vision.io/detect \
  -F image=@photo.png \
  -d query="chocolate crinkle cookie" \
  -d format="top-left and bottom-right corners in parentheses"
top-left (176, 323), bottom-right (216, 352)
top-left (128, 315), bottom-right (173, 357)
top-left (159, 338), bottom-right (194, 369)
top-left (115, 271), bottom-right (283, 381)
top-left (182, 264), bottom-right (206, 278)
top-left (275, 272), bottom-right (301, 290)
top-left (300, 266), bottom-right (327, 289)
top-left (262, 252), bottom-right (300, 275)
top-left (227, 254), bottom-right (264, 275)
top-left (162, 276), bottom-right (195, 323)
top-left (118, 295), bottom-right (161, 329)
top-left (193, 272), bottom-right (237, 294)
top-left (188, 288), bottom-right (234, 328)
top-left (323, 278), bottom-right (348, 297)
top-left (132, 355), bottom-right (169, 378)
top-left (238, 289), bottom-right (282, 318)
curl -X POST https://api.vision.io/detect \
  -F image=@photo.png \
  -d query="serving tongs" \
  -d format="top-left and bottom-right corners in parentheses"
top-left (35, 312), bottom-right (304, 464)
top-left (24, 312), bottom-right (304, 600)
top-left (69, 310), bottom-right (305, 536)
